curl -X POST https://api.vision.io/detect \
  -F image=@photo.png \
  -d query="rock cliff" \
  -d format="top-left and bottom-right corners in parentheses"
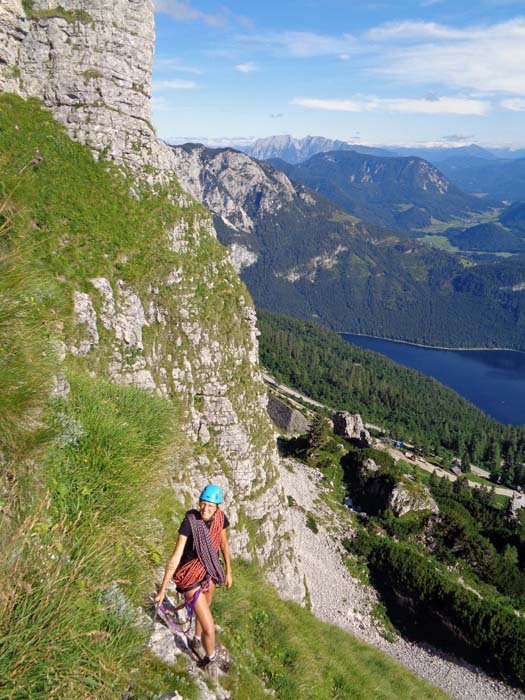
top-left (0, 0), bottom-right (303, 600)
top-left (333, 411), bottom-right (372, 447)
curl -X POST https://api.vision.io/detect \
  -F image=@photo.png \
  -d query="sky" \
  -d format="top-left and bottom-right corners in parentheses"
top-left (152, 1), bottom-right (525, 148)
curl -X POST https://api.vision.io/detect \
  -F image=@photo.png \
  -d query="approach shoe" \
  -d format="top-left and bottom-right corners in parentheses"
top-left (206, 660), bottom-right (218, 683)
top-left (196, 655), bottom-right (219, 683)
top-left (188, 636), bottom-right (206, 659)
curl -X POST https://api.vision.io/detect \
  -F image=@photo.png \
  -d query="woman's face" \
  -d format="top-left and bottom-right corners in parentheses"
top-left (199, 500), bottom-right (218, 521)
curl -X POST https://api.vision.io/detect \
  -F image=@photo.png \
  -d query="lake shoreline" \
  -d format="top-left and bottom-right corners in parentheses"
top-left (339, 332), bottom-right (525, 354)
top-left (341, 333), bottom-right (525, 425)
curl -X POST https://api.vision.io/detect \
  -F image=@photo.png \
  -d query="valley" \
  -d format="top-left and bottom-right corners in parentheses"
top-left (170, 143), bottom-right (525, 351)
top-left (3, 2), bottom-right (525, 699)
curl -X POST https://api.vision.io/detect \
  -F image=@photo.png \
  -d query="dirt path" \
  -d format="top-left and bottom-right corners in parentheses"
top-left (386, 446), bottom-right (516, 497)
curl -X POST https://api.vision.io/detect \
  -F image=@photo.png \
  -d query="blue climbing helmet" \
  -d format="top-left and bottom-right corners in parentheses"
top-left (199, 484), bottom-right (223, 504)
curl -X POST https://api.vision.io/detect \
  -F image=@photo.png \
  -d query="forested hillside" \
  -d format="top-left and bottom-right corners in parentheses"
top-left (258, 310), bottom-right (525, 486)
top-left (171, 144), bottom-right (525, 350)
top-left (267, 150), bottom-right (492, 236)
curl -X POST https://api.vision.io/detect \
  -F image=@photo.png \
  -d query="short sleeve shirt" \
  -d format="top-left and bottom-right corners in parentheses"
top-left (178, 511), bottom-right (229, 568)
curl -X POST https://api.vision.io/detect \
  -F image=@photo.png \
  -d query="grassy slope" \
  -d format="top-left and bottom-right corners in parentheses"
top-left (214, 560), bottom-right (450, 700)
top-left (0, 94), bottom-right (450, 699)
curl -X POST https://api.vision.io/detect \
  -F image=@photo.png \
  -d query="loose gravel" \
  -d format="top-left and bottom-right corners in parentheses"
top-left (278, 458), bottom-right (525, 700)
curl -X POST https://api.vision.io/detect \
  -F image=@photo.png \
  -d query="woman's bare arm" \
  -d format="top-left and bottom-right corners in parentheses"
top-left (154, 534), bottom-right (187, 603)
top-left (220, 528), bottom-right (233, 588)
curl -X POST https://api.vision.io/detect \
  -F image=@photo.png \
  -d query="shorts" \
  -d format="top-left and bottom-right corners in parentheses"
top-left (176, 577), bottom-right (207, 594)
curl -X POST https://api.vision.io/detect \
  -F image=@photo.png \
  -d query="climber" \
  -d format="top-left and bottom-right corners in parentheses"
top-left (154, 484), bottom-right (232, 677)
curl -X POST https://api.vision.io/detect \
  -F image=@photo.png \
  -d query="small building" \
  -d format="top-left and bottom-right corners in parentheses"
top-left (450, 465), bottom-right (462, 477)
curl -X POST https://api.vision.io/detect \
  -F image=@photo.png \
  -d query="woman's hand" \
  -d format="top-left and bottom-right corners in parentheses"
top-left (154, 589), bottom-right (165, 604)
top-left (225, 571), bottom-right (233, 589)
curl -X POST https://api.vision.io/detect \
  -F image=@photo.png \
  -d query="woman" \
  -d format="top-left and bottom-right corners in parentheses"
top-left (154, 484), bottom-right (232, 674)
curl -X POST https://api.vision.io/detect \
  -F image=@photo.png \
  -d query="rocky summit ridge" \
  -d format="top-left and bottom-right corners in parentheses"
top-left (239, 133), bottom-right (390, 163)
top-left (0, 0), bottom-right (303, 600)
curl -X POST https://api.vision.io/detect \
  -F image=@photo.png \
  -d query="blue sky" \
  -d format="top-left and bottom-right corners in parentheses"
top-left (152, 1), bottom-right (525, 148)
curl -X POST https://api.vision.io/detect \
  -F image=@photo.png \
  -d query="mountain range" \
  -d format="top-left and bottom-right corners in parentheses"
top-left (439, 157), bottom-right (525, 201)
top-left (237, 134), bottom-right (391, 163)
top-left (237, 135), bottom-right (525, 164)
top-left (169, 143), bottom-right (525, 350)
top-left (235, 135), bottom-right (525, 202)
top-left (266, 150), bottom-right (494, 237)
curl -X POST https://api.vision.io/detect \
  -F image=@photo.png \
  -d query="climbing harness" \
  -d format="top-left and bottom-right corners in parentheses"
top-left (157, 576), bottom-right (210, 635)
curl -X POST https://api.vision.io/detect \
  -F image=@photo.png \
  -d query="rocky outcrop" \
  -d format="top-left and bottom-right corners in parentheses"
top-left (0, 0), bottom-right (304, 601)
top-left (361, 457), bottom-right (380, 475)
top-left (0, 0), bottom-right (156, 169)
top-left (333, 411), bottom-right (372, 447)
top-left (169, 144), bottom-right (296, 235)
top-left (240, 134), bottom-right (382, 163)
top-left (505, 492), bottom-right (525, 523)
top-left (267, 396), bottom-right (309, 435)
top-left (388, 480), bottom-right (439, 517)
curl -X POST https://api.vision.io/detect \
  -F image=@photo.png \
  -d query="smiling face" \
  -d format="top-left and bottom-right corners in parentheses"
top-left (199, 499), bottom-right (218, 522)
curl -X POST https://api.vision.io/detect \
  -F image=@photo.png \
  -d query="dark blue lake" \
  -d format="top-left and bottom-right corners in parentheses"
top-left (341, 335), bottom-right (525, 426)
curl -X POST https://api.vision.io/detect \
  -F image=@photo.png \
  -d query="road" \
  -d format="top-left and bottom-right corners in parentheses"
top-left (263, 371), bottom-right (518, 500)
top-left (385, 445), bottom-right (516, 498)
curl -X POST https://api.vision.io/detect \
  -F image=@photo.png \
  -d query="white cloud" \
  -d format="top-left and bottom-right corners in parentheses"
top-left (501, 98), bottom-right (525, 111)
top-left (372, 18), bottom-right (525, 95)
top-left (155, 0), bottom-right (226, 27)
top-left (153, 79), bottom-right (197, 90)
top-left (154, 58), bottom-right (202, 74)
top-left (292, 95), bottom-right (490, 115)
top-left (151, 96), bottom-right (178, 113)
top-left (155, 1), bottom-right (252, 29)
top-left (237, 30), bottom-right (357, 57)
top-left (367, 20), bottom-right (466, 41)
top-left (238, 19), bottom-right (525, 97)
top-left (292, 98), bottom-right (370, 112)
top-left (235, 62), bottom-right (257, 73)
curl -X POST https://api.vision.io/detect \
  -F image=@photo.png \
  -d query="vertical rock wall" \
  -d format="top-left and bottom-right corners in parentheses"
top-left (0, 0), bottom-right (304, 601)
top-left (0, 0), bottom-right (155, 168)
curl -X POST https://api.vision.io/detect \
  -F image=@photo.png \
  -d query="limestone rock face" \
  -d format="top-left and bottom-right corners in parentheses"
top-left (169, 144), bottom-right (296, 234)
top-left (333, 411), bottom-right (372, 447)
top-left (0, 0), bottom-right (155, 168)
top-left (361, 457), bottom-right (380, 474)
top-left (267, 396), bottom-right (309, 435)
top-left (388, 481), bottom-right (439, 517)
top-left (0, 0), bottom-right (304, 601)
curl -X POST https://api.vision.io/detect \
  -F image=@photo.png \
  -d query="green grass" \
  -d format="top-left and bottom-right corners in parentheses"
top-left (22, 1), bottom-right (93, 23)
top-left (463, 471), bottom-right (494, 487)
top-left (418, 235), bottom-right (458, 252)
top-left (213, 559), bottom-right (451, 700)
top-left (0, 94), bottom-right (185, 296)
top-left (0, 373), bottom-right (188, 699)
top-left (414, 208), bottom-right (502, 235)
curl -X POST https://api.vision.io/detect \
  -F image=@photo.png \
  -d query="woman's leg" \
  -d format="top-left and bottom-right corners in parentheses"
top-left (186, 585), bottom-right (215, 658)
top-left (194, 580), bottom-right (216, 640)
